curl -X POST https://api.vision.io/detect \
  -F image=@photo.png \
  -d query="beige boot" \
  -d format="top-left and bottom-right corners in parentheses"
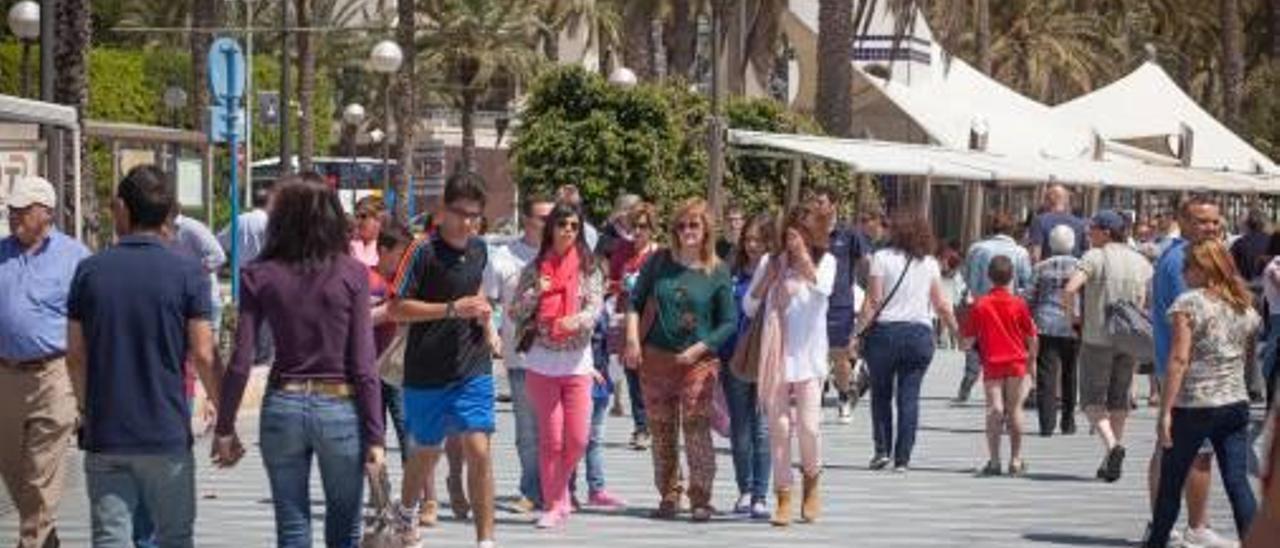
top-left (800, 472), bottom-right (821, 523)
top-left (771, 488), bottom-right (792, 527)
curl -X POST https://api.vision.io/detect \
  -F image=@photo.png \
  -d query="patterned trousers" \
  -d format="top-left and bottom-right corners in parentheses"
top-left (638, 346), bottom-right (718, 508)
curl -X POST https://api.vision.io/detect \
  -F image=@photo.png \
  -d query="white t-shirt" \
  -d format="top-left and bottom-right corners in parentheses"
top-left (743, 252), bottom-right (838, 383)
top-left (868, 249), bottom-right (941, 327)
top-left (1263, 257), bottom-right (1280, 313)
top-left (483, 237), bottom-right (539, 369)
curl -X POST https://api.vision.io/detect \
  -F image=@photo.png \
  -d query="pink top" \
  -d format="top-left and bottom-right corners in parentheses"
top-left (350, 239), bottom-right (379, 268)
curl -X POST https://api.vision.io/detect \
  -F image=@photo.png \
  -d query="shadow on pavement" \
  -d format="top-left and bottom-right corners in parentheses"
top-left (1023, 532), bottom-right (1133, 546)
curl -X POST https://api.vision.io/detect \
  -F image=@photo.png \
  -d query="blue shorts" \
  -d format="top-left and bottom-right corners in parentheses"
top-left (403, 375), bottom-right (495, 449)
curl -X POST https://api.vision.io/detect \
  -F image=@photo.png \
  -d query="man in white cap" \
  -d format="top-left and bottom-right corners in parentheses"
top-left (0, 176), bottom-right (90, 547)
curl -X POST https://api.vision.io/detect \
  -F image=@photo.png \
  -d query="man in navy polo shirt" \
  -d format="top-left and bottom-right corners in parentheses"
top-left (810, 188), bottom-right (870, 422)
top-left (67, 165), bottom-right (218, 548)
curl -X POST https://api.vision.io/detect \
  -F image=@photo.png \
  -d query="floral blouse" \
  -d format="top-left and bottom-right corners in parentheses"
top-left (507, 262), bottom-right (605, 352)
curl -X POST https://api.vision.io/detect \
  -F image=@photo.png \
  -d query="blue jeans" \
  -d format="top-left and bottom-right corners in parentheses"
top-left (571, 395), bottom-right (610, 495)
top-left (863, 322), bottom-right (935, 467)
top-left (508, 368), bottom-right (542, 505)
top-left (85, 451), bottom-right (195, 548)
top-left (381, 381), bottom-right (407, 461)
top-left (1147, 402), bottom-right (1256, 547)
top-left (259, 391), bottom-right (365, 548)
top-left (624, 367), bottom-right (648, 433)
top-left (721, 363), bottom-right (770, 500)
top-left (1263, 314), bottom-right (1280, 384)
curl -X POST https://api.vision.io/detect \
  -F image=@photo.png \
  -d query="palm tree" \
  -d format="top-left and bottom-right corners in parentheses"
top-left (975, 0), bottom-right (991, 74)
top-left (395, 0), bottom-right (417, 223)
top-left (54, 0), bottom-right (95, 242)
top-left (296, 0), bottom-right (317, 172)
top-left (419, 0), bottom-right (543, 174)
top-left (739, 0), bottom-right (788, 90)
top-left (1220, 0), bottom-right (1244, 130)
top-left (1272, 0), bottom-right (1280, 58)
top-left (665, 0), bottom-right (697, 80)
top-left (816, 0), bottom-right (854, 136)
top-left (119, 0), bottom-right (190, 49)
top-left (987, 0), bottom-right (1117, 104)
top-left (622, 0), bottom-right (661, 80)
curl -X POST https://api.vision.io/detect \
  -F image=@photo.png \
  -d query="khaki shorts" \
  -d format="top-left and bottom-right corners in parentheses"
top-left (1078, 343), bottom-right (1136, 411)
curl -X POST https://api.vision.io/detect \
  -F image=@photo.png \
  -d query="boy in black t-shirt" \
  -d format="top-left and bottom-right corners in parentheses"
top-left (389, 173), bottom-right (498, 548)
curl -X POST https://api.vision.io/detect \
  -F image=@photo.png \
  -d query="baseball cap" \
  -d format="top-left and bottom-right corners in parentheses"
top-left (7, 176), bottom-right (57, 209)
top-left (1091, 209), bottom-right (1126, 232)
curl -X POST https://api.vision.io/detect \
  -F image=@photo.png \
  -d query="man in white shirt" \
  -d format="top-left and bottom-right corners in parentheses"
top-left (484, 193), bottom-right (552, 513)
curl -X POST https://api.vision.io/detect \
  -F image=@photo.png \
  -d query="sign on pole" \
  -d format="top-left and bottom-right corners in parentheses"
top-left (208, 37), bottom-right (246, 303)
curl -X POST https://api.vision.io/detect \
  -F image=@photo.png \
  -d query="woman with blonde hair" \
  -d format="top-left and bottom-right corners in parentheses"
top-left (623, 198), bottom-right (737, 522)
top-left (744, 202), bottom-right (836, 526)
top-left (1146, 239), bottom-right (1260, 547)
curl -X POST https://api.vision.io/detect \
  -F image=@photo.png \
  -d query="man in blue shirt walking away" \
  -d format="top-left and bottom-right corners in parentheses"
top-left (67, 165), bottom-right (219, 548)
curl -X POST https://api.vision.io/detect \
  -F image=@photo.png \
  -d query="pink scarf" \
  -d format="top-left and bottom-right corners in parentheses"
top-left (537, 245), bottom-right (582, 343)
top-left (757, 255), bottom-right (792, 410)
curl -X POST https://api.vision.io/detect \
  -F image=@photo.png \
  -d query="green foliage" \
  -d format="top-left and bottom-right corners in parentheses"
top-left (0, 42), bottom-right (336, 231)
top-left (514, 65), bottom-right (869, 223)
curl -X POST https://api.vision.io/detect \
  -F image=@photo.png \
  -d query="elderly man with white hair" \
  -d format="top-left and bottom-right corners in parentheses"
top-left (1028, 184), bottom-right (1086, 262)
top-left (1027, 224), bottom-right (1082, 437)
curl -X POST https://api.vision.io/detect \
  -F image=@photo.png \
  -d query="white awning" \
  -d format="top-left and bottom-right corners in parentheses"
top-left (729, 129), bottom-right (1280, 194)
top-left (0, 94), bottom-right (83, 239)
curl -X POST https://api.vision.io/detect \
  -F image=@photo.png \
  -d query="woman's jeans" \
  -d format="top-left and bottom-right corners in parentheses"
top-left (525, 371), bottom-right (593, 514)
top-left (624, 367), bottom-right (648, 434)
top-left (1263, 313), bottom-right (1280, 407)
top-left (863, 322), bottom-right (935, 467)
top-left (259, 391), bottom-right (365, 548)
top-left (1146, 402), bottom-right (1256, 547)
top-left (507, 368), bottom-right (542, 505)
top-left (571, 395), bottom-right (611, 496)
top-left (721, 364), bottom-right (770, 500)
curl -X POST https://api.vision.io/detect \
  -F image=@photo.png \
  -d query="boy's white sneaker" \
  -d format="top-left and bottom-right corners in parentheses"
top-left (1182, 527), bottom-right (1237, 548)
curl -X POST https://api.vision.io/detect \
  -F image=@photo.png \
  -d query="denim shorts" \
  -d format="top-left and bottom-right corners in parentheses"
top-left (403, 375), bottom-right (495, 449)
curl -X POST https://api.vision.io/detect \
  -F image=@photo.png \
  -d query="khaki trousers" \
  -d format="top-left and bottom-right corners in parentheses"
top-left (0, 359), bottom-right (77, 548)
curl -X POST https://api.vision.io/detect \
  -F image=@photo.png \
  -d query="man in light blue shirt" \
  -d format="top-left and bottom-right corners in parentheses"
top-left (216, 187), bottom-right (271, 269)
top-left (955, 211), bottom-right (1033, 402)
top-left (172, 214), bottom-right (226, 334)
top-left (0, 176), bottom-right (89, 547)
top-left (1146, 196), bottom-right (1233, 546)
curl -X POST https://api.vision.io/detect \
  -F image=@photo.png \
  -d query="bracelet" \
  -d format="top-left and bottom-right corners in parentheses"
top-left (445, 300), bottom-right (457, 319)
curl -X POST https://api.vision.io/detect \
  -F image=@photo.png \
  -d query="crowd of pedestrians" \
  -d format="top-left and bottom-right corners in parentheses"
top-left (7, 167), bottom-right (1280, 548)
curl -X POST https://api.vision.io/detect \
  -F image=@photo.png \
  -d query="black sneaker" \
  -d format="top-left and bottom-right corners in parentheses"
top-left (868, 455), bottom-right (891, 470)
top-left (1102, 445), bottom-right (1126, 483)
top-left (1060, 417), bottom-right (1077, 435)
top-left (977, 460), bottom-right (1002, 477)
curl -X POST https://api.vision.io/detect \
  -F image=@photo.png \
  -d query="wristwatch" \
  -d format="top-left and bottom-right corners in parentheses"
top-left (445, 300), bottom-right (457, 319)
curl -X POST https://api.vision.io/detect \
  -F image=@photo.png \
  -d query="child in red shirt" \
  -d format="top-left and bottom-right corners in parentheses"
top-left (963, 255), bottom-right (1038, 476)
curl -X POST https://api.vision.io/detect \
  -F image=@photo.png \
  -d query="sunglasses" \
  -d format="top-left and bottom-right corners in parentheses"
top-left (448, 205), bottom-right (483, 222)
top-left (633, 222), bottom-right (652, 230)
top-left (557, 219), bottom-right (580, 230)
top-left (677, 221), bottom-right (703, 232)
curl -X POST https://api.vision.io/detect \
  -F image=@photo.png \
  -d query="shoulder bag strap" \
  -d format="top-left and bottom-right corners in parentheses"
top-left (855, 254), bottom-right (914, 338)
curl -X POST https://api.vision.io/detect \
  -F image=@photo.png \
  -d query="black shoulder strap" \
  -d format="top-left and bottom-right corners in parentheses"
top-left (857, 254), bottom-right (914, 337)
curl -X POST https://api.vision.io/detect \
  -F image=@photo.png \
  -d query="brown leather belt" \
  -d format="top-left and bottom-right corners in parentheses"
top-left (0, 352), bottom-right (66, 369)
top-left (274, 379), bottom-right (354, 399)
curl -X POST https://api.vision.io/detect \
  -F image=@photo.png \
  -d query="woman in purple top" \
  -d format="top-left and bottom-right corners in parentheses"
top-left (214, 173), bottom-right (384, 548)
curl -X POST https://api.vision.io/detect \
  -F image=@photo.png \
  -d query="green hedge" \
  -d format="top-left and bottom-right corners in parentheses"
top-left (0, 42), bottom-right (336, 231)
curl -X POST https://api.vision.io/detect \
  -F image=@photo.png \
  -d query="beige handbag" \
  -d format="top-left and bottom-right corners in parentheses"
top-left (377, 326), bottom-right (408, 386)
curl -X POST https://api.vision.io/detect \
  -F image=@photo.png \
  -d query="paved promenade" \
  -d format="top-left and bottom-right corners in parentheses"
top-left (2, 350), bottom-right (1265, 546)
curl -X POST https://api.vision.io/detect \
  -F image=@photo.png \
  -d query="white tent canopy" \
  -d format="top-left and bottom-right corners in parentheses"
top-left (1053, 62), bottom-right (1279, 175)
top-left (0, 94), bottom-right (82, 240)
top-left (729, 129), bottom-right (1280, 194)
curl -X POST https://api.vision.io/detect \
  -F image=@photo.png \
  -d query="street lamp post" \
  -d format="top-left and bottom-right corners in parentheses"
top-left (342, 103), bottom-right (365, 189)
top-left (7, 1), bottom-right (39, 98)
top-left (163, 86), bottom-right (188, 175)
top-left (369, 40), bottom-right (403, 203)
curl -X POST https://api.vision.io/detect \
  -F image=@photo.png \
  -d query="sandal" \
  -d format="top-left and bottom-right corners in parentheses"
top-left (977, 460), bottom-right (1002, 477)
top-left (650, 500), bottom-right (678, 520)
top-left (1008, 460), bottom-right (1028, 477)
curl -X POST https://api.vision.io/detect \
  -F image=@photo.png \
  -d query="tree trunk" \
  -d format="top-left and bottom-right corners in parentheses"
top-left (296, 0), bottom-right (315, 173)
top-left (1271, 0), bottom-right (1280, 59)
top-left (622, 2), bottom-right (655, 80)
top-left (395, 0), bottom-right (416, 224)
top-left (975, 0), bottom-right (992, 75)
top-left (1220, 0), bottom-right (1244, 130)
top-left (665, 0), bottom-right (697, 80)
top-left (816, 0), bottom-right (853, 136)
top-left (54, 0), bottom-right (95, 244)
top-left (460, 89), bottom-right (477, 176)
